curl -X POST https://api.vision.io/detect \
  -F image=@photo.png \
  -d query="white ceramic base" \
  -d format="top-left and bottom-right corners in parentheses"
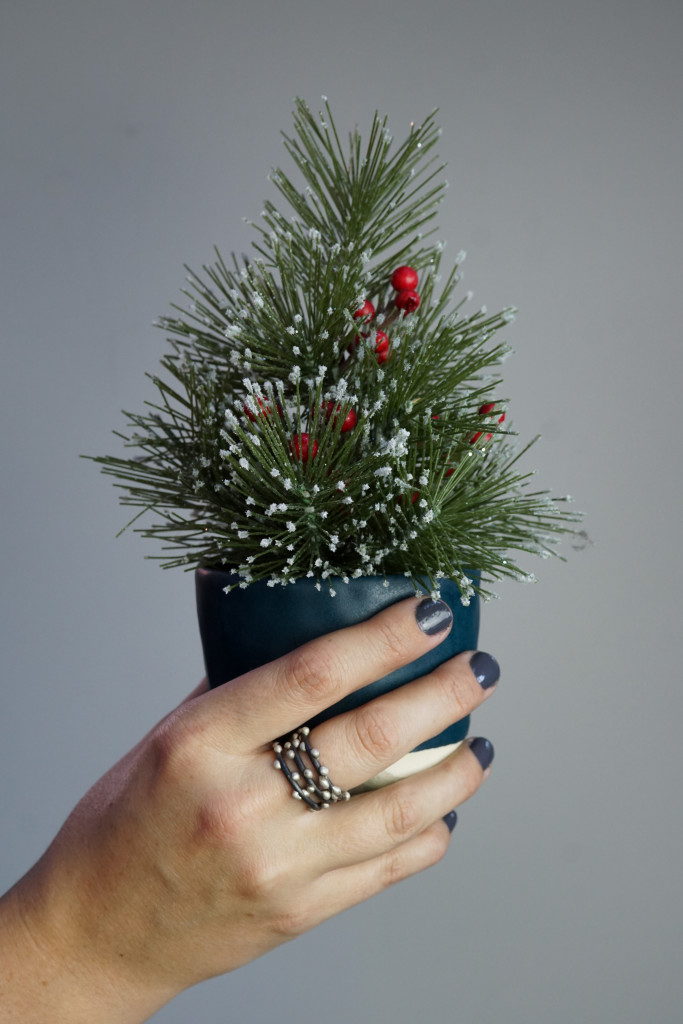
top-left (353, 740), bottom-right (464, 792)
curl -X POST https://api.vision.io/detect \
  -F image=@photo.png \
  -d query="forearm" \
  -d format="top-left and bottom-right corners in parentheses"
top-left (0, 860), bottom-right (172, 1024)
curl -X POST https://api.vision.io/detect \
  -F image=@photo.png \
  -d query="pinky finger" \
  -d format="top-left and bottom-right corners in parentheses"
top-left (305, 819), bottom-right (455, 928)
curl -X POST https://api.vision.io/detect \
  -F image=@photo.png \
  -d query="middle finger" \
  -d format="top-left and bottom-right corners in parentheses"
top-left (303, 649), bottom-right (499, 793)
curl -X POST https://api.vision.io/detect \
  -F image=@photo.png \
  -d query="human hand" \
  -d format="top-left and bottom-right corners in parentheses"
top-left (0, 596), bottom-right (498, 1023)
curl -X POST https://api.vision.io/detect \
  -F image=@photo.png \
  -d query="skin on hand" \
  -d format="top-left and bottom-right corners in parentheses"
top-left (0, 597), bottom-right (497, 1024)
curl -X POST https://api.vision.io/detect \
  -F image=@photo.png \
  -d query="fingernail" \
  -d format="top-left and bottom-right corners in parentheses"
top-left (415, 598), bottom-right (453, 636)
top-left (442, 810), bottom-right (458, 833)
top-left (469, 651), bottom-right (500, 690)
top-left (469, 737), bottom-right (495, 772)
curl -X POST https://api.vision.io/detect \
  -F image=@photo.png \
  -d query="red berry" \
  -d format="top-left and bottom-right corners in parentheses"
top-left (290, 433), bottom-right (318, 461)
top-left (397, 490), bottom-right (419, 505)
top-left (391, 265), bottom-right (418, 291)
top-left (323, 402), bottom-right (357, 433)
top-left (374, 332), bottom-right (391, 364)
top-left (244, 397), bottom-right (273, 422)
top-left (394, 289), bottom-right (421, 313)
top-left (374, 331), bottom-right (389, 353)
top-left (353, 300), bottom-right (375, 321)
top-left (470, 403), bottom-right (506, 444)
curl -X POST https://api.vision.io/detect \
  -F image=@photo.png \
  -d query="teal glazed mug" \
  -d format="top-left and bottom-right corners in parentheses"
top-left (195, 570), bottom-right (479, 787)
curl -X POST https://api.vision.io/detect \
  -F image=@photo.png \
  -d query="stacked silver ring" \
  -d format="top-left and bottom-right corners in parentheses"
top-left (272, 726), bottom-right (351, 811)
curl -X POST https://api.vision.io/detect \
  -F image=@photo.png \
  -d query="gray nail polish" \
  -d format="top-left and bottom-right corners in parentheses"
top-left (442, 810), bottom-right (458, 833)
top-left (415, 597), bottom-right (453, 636)
top-left (469, 651), bottom-right (500, 690)
top-left (469, 736), bottom-right (495, 772)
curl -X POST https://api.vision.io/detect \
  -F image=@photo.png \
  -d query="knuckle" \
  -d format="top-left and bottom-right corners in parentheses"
top-left (379, 847), bottom-right (408, 889)
top-left (373, 615), bottom-right (414, 665)
top-left (193, 796), bottom-right (242, 848)
top-left (423, 827), bottom-right (450, 868)
top-left (279, 642), bottom-right (341, 707)
top-left (446, 744), bottom-right (486, 802)
top-left (352, 705), bottom-right (400, 762)
top-left (235, 855), bottom-right (281, 902)
top-left (379, 828), bottom-right (450, 891)
top-left (434, 664), bottom-right (473, 721)
top-left (463, 759), bottom-right (486, 800)
top-left (191, 777), bottom-right (268, 853)
top-left (146, 713), bottom-right (204, 782)
top-left (384, 790), bottom-right (420, 842)
top-left (271, 903), bottom-right (311, 939)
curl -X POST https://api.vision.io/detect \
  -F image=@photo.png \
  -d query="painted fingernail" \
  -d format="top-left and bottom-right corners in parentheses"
top-left (469, 737), bottom-right (495, 772)
top-left (442, 810), bottom-right (458, 833)
top-left (415, 598), bottom-right (453, 636)
top-left (469, 651), bottom-right (500, 690)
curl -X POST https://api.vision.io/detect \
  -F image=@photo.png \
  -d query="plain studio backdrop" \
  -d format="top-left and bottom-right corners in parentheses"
top-left (1, 1), bottom-right (682, 1021)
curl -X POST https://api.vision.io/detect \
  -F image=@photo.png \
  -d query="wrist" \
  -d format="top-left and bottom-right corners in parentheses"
top-left (0, 855), bottom-right (173, 1024)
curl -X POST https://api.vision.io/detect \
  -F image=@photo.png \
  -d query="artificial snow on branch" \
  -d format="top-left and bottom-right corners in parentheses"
top-left (90, 98), bottom-right (581, 601)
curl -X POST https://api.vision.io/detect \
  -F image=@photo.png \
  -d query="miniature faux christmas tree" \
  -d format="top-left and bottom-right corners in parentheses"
top-left (93, 98), bottom-right (579, 604)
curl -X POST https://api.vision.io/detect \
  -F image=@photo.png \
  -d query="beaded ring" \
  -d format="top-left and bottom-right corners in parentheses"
top-left (272, 726), bottom-right (351, 811)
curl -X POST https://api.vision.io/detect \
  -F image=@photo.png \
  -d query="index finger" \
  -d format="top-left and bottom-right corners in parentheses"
top-left (193, 596), bottom-right (454, 751)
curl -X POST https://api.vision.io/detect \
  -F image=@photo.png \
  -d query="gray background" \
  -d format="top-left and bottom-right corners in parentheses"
top-left (2, 0), bottom-right (682, 1021)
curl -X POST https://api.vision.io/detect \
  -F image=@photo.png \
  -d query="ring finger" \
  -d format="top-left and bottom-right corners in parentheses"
top-left (318, 735), bottom-right (493, 869)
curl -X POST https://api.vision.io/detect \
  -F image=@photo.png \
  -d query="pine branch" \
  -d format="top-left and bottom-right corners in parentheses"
top-left (88, 99), bottom-right (582, 601)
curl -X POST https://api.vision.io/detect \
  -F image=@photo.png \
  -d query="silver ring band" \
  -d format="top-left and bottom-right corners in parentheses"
top-left (273, 726), bottom-right (351, 811)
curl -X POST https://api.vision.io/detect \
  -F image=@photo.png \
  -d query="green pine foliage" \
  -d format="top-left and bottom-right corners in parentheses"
top-left (91, 98), bottom-right (581, 602)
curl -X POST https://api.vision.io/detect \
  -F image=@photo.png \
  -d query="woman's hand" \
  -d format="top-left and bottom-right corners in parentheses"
top-left (0, 596), bottom-right (498, 1024)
